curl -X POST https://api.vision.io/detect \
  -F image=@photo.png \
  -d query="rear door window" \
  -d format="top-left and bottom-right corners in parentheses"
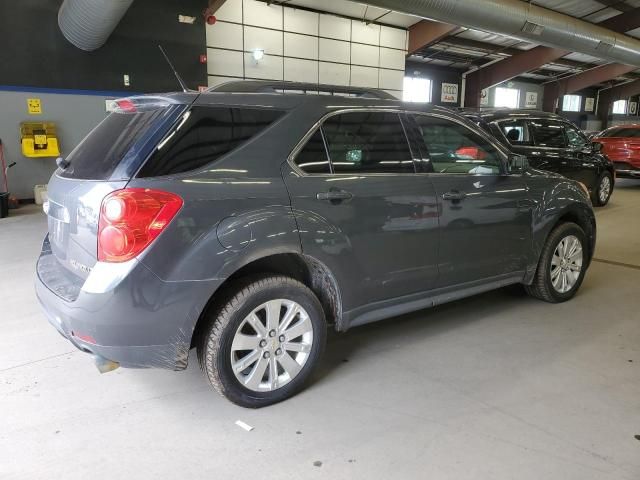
top-left (59, 109), bottom-right (167, 180)
top-left (499, 119), bottom-right (533, 146)
top-left (138, 106), bottom-right (285, 177)
top-left (321, 111), bottom-right (415, 174)
top-left (529, 120), bottom-right (567, 148)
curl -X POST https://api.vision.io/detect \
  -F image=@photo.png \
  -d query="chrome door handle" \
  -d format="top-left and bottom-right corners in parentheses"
top-left (442, 190), bottom-right (467, 201)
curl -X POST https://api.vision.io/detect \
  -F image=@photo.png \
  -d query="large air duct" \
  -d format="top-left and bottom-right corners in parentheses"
top-left (58, 0), bottom-right (134, 51)
top-left (349, 0), bottom-right (640, 67)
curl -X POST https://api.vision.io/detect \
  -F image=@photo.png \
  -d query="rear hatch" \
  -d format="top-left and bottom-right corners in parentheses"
top-left (45, 96), bottom-right (189, 283)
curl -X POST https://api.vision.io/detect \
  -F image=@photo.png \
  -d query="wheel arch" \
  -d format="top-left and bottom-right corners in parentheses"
top-left (191, 253), bottom-right (343, 348)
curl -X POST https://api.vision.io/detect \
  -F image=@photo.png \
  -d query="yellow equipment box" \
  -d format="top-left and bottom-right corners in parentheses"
top-left (20, 122), bottom-right (60, 158)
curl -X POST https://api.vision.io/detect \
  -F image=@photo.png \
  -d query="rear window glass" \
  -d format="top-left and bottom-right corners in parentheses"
top-left (137, 106), bottom-right (285, 177)
top-left (600, 128), bottom-right (640, 138)
top-left (59, 110), bottom-right (165, 180)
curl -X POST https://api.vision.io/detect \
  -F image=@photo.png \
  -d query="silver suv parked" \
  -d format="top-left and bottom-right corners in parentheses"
top-left (36, 81), bottom-right (596, 407)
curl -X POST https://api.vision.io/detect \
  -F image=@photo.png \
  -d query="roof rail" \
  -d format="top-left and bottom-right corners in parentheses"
top-left (207, 80), bottom-right (397, 100)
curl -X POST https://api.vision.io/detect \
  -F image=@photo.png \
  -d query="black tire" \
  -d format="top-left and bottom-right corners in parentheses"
top-left (525, 222), bottom-right (588, 303)
top-left (197, 275), bottom-right (327, 408)
top-left (592, 171), bottom-right (613, 207)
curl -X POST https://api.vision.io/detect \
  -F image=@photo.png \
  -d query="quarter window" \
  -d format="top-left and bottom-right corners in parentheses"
top-left (138, 106), bottom-right (285, 177)
top-left (413, 115), bottom-right (503, 175)
top-left (294, 129), bottom-right (331, 174)
top-left (528, 120), bottom-right (567, 148)
top-left (321, 112), bottom-right (415, 174)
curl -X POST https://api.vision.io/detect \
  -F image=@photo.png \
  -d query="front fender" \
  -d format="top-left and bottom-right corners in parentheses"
top-left (525, 177), bottom-right (596, 283)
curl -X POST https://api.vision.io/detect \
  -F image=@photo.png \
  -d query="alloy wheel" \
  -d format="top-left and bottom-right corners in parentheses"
top-left (550, 235), bottom-right (583, 293)
top-left (599, 176), bottom-right (612, 204)
top-left (230, 299), bottom-right (314, 392)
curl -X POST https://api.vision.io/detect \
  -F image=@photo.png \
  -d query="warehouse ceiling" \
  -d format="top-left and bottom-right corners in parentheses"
top-left (278, 0), bottom-right (640, 86)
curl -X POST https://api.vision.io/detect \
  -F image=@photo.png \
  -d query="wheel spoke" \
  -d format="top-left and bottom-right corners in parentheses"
top-left (279, 303), bottom-right (300, 333)
top-left (232, 333), bottom-right (260, 352)
top-left (233, 349), bottom-right (260, 373)
top-left (283, 316), bottom-right (312, 341)
top-left (278, 352), bottom-right (302, 379)
top-left (246, 313), bottom-right (267, 337)
top-left (244, 355), bottom-right (269, 390)
top-left (268, 357), bottom-right (278, 390)
top-left (551, 254), bottom-right (561, 267)
top-left (569, 247), bottom-right (583, 263)
top-left (265, 300), bottom-right (282, 331)
top-left (551, 267), bottom-right (562, 280)
top-left (283, 341), bottom-right (311, 353)
top-left (561, 271), bottom-right (568, 292)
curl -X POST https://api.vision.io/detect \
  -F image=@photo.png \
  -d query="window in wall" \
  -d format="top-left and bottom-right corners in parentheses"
top-left (294, 129), bottom-right (331, 174)
top-left (403, 77), bottom-right (432, 103)
top-left (613, 100), bottom-right (628, 115)
top-left (562, 95), bottom-right (582, 112)
top-left (413, 115), bottom-right (503, 175)
top-left (322, 112), bottom-right (415, 174)
top-left (494, 87), bottom-right (520, 108)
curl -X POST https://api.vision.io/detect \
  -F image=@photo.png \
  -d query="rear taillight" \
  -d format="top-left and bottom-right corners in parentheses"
top-left (98, 188), bottom-right (183, 263)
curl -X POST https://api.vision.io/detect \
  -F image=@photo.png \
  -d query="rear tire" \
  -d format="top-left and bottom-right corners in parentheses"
top-left (525, 222), bottom-right (588, 303)
top-left (592, 172), bottom-right (613, 207)
top-left (197, 275), bottom-right (327, 408)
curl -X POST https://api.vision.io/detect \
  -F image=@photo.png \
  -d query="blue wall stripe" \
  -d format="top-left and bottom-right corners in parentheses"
top-left (0, 85), bottom-right (142, 97)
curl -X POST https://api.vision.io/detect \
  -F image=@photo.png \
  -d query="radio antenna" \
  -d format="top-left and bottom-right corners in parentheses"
top-left (158, 45), bottom-right (189, 92)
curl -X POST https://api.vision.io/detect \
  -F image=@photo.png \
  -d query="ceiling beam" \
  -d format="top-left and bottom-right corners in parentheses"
top-left (542, 63), bottom-right (638, 111)
top-left (408, 19), bottom-right (458, 55)
top-left (463, 8), bottom-right (640, 107)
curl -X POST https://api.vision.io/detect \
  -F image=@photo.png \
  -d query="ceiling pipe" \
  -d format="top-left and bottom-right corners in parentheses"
top-left (58, 0), bottom-right (134, 51)
top-left (346, 0), bottom-right (640, 67)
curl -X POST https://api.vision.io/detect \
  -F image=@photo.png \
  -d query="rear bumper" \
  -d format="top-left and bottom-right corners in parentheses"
top-left (35, 237), bottom-right (220, 370)
top-left (611, 160), bottom-right (640, 178)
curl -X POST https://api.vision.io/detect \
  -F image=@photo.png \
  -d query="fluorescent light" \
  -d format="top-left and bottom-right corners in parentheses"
top-left (252, 49), bottom-right (264, 61)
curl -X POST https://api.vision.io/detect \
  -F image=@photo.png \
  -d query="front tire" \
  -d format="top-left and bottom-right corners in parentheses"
top-left (592, 172), bottom-right (613, 207)
top-left (197, 275), bottom-right (327, 408)
top-left (525, 222), bottom-right (588, 303)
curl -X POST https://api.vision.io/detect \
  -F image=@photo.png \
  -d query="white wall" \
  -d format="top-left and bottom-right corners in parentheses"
top-left (206, 0), bottom-right (407, 98)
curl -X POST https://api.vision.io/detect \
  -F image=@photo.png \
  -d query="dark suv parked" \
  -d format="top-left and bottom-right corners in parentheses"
top-left (36, 82), bottom-right (596, 407)
top-left (462, 109), bottom-right (615, 206)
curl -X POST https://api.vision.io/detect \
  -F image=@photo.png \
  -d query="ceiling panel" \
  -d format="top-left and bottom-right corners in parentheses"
top-left (627, 26), bottom-right (640, 38)
top-left (531, 0), bottom-right (616, 18)
top-left (284, 0), bottom-right (420, 28)
top-left (582, 7), bottom-right (622, 23)
top-left (456, 29), bottom-right (520, 47)
top-left (562, 52), bottom-right (608, 64)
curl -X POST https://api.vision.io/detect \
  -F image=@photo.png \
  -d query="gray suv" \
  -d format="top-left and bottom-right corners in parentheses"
top-left (36, 81), bottom-right (596, 407)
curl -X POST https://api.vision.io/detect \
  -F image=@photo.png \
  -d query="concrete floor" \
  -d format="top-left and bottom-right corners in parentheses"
top-left (1, 181), bottom-right (639, 480)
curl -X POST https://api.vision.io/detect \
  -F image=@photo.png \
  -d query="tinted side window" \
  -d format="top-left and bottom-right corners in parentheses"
top-left (294, 129), bottom-right (331, 174)
top-left (138, 106), bottom-right (284, 177)
top-left (413, 115), bottom-right (503, 175)
top-left (322, 112), bottom-right (415, 174)
top-left (499, 119), bottom-right (533, 146)
top-left (529, 120), bottom-right (567, 148)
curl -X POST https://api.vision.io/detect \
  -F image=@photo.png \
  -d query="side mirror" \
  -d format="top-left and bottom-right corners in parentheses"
top-left (591, 142), bottom-right (603, 154)
top-left (508, 154), bottom-right (529, 174)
